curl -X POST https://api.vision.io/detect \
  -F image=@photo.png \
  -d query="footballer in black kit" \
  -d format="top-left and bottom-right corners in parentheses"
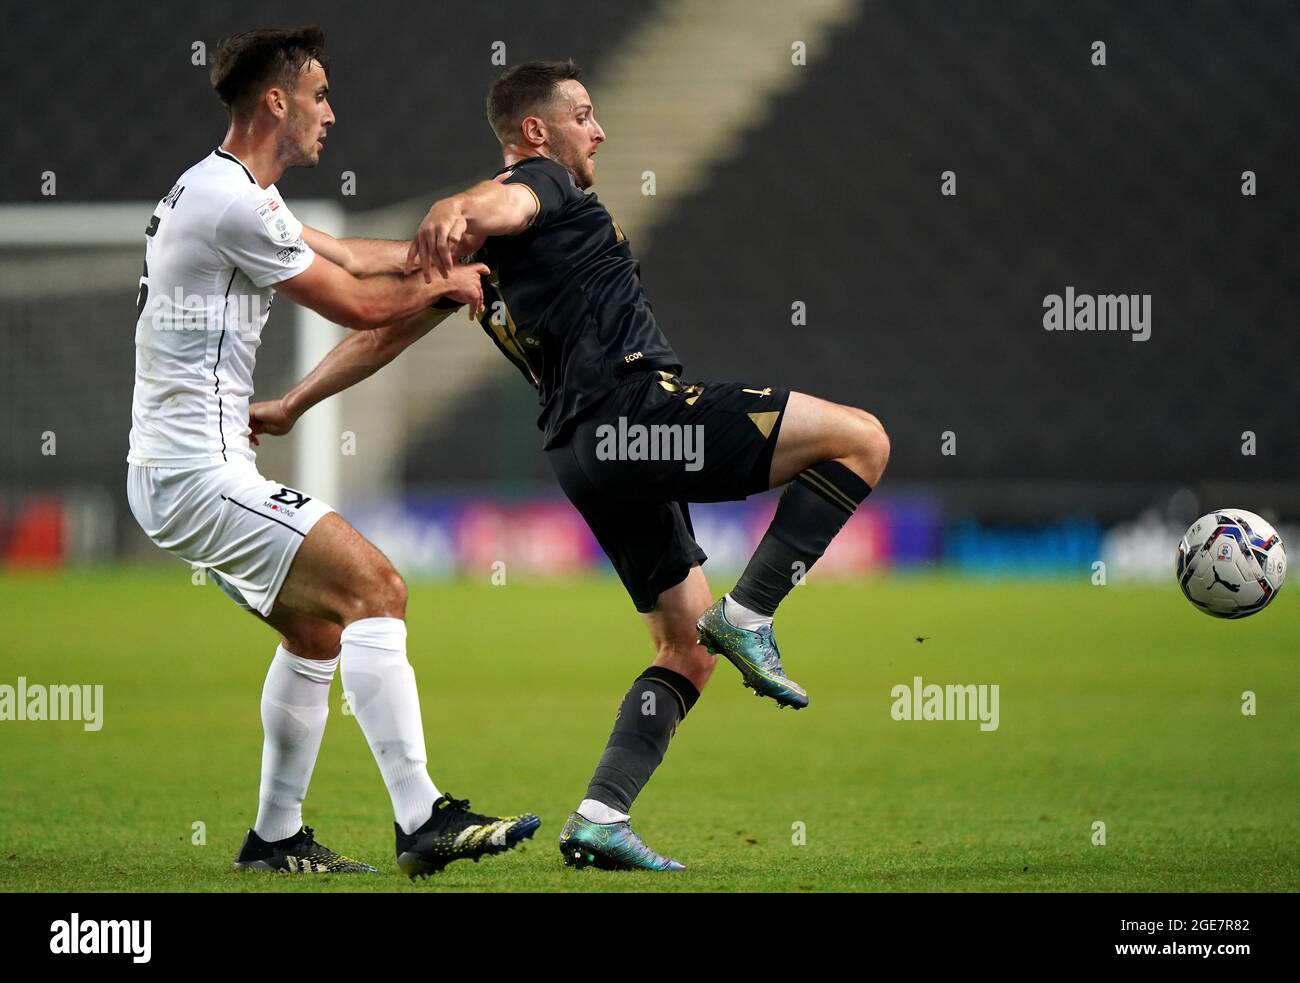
top-left (408, 60), bottom-right (890, 871)
top-left (474, 153), bottom-right (792, 613)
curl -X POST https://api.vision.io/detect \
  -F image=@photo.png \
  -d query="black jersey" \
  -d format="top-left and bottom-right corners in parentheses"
top-left (473, 155), bottom-right (682, 448)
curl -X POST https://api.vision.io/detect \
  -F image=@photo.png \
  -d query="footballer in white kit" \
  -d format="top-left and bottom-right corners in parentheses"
top-left (124, 139), bottom-right (379, 875)
top-left (125, 26), bottom-right (541, 879)
top-left (127, 147), bottom-right (331, 614)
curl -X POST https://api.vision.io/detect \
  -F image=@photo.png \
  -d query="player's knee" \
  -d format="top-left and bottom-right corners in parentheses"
top-left (336, 563), bottom-right (407, 622)
top-left (284, 621), bottom-right (342, 661)
top-left (372, 567), bottom-right (408, 618)
top-left (837, 408), bottom-right (889, 485)
top-left (854, 408), bottom-right (886, 438)
top-left (861, 413), bottom-right (890, 475)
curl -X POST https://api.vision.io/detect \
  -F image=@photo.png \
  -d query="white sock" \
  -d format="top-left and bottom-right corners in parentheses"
top-left (725, 593), bottom-right (773, 631)
top-left (253, 645), bottom-right (336, 843)
top-left (577, 798), bottom-right (630, 824)
top-left (339, 617), bottom-right (440, 835)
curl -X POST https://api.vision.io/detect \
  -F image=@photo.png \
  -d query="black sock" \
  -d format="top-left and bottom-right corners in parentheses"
top-left (584, 666), bottom-right (700, 815)
top-left (731, 460), bottom-right (872, 617)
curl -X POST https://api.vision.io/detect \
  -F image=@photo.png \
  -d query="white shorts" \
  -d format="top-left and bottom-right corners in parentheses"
top-left (127, 459), bottom-right (335, 616)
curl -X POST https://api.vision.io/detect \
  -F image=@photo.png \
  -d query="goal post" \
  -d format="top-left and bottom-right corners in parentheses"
top-left (285, 201), bottom-right (345, 507)
top-left (0, 198), bottom-right (344, 514)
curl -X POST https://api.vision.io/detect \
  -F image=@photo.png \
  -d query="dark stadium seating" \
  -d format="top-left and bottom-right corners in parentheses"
top-left (0, 1), bottom-right (662, 208)
top-left (402, 0), bottom-right (1300, 496)
top-left (633, 0), bottom-right (1300, 485)
top-left (5, 0), bottom-right (1298, 532)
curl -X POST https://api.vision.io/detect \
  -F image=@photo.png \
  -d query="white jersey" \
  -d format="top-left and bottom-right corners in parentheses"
top-left (127, 149), bottom-right (316, 466)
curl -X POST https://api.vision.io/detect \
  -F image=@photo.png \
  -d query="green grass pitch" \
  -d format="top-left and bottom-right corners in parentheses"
top-left (1, 569), bottom-right (1296, 892)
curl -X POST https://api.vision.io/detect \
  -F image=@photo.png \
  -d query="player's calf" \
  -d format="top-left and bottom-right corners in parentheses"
top-left (733, 395), bottom-right (881, 619)
top-left (580, 665), bottom-right (701, 825)
top-left (273, 514), bottom-right (442, 839)
top-left (557, 567), bottom-right (709, 869)
top-left (248, 622), bottom-right (340, 845)
top-left (559, 665), bottom-right (699, 872)
top-left (642, 565), bottom-right (717, 692)
top-left (708, 394), bottom-right (887, 707)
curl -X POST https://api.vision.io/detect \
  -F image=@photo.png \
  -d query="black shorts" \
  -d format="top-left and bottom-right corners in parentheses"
top-left (547, 370), bottom-right (791, 612)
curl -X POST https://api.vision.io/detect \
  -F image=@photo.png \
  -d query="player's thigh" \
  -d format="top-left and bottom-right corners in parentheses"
top-left (641, 565), bottom-right (717, 691)
top-left (276, 512), bottom-right (406, 624)
top-left (256, 601), bottom-right (343, 661)
top-left (130, 462), bottom-right (350, 621)
top-left (768, 391), bottom-right (886, 487)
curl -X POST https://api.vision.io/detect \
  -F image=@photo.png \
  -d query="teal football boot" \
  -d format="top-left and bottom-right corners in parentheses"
top-left (696, 598), bottom-right (809, 709)
top-left (558, 813), bottom-right (685, 871)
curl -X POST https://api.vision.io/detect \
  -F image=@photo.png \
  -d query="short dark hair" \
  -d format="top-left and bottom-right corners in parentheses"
top-left (211, 26), bottom-right (329, 117)
top-left (486, 60), bottom-right (583, 144)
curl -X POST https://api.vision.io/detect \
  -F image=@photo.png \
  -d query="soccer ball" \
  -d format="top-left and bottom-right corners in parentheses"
top-left (1176, 509), bottom-right (1286, 618)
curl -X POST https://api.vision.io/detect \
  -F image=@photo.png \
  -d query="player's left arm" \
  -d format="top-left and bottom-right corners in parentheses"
top-left (301, 225), bottom-right (410, 277)
top-left (248, 307), bottom-right (457, 443)
top-left (405, 177), bottom-right (538, 281)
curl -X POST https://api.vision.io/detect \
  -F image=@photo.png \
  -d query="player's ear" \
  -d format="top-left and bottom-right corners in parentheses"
top-left (521, 115), bottom-right (547, 147)
top-left (265, 86), bottom-right (289, 121)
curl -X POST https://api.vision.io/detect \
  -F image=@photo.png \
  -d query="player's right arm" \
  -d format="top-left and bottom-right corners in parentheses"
top-left (300, 225), bottom-right (410, 276)
top-left (276, 253), bottom-right (488, 328)
top-left (216, 188), bottom-right (485, 329)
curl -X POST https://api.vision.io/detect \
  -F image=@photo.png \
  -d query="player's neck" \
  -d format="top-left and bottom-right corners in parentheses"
top-left (502, 146), bottom-right (546, 168)
top-left (220, 124), bottom-right (285, 188)
top-left (502, 147), bottom-right (583, 188)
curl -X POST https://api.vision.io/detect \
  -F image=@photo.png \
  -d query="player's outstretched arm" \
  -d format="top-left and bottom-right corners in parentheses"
top-left (405, 179), bottom-right (539, 282)
top-left (249, 306), bottom-right (460, 444)
top-left (301, 225), bottom-right (410, 277)
top-left (276, 253), bottom-right (487, 329)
